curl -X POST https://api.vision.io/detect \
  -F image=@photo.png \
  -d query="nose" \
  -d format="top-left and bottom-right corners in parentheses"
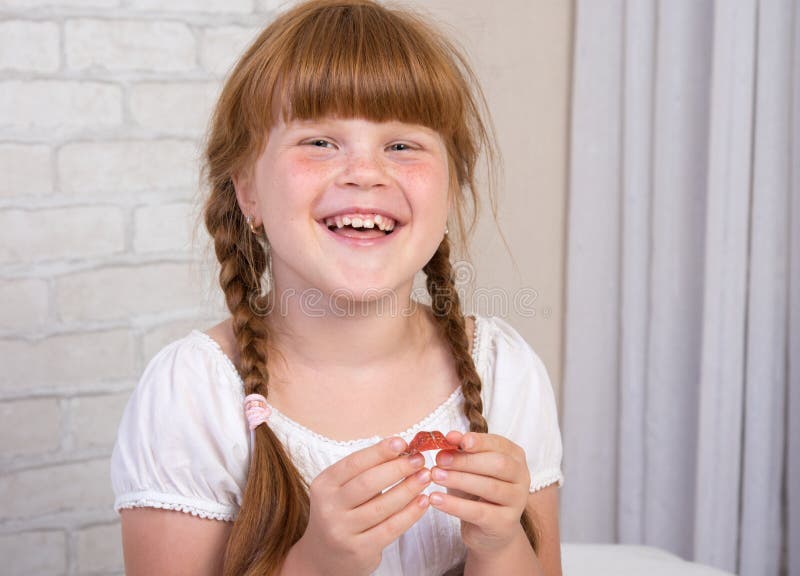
top-left (336, 149), bottom-right (389, 189)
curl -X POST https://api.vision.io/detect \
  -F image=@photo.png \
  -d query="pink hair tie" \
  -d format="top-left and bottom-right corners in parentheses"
top-left (244, 393), bottom-right (272, 430)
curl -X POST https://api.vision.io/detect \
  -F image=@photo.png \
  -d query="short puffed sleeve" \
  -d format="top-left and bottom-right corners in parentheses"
top-left (481, 316), bottom-right (565, 492)
top-left (110, 333), bottom-right (250, 521)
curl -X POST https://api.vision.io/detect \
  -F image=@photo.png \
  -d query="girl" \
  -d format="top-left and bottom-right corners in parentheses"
top-left (111, 1), bottom-right (564, 575)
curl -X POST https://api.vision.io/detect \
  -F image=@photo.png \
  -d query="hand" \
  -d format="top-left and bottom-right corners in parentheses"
top-left (428, 431), bottom-right (531, 556)
top-left (293, 436), bottom-right (433, 576)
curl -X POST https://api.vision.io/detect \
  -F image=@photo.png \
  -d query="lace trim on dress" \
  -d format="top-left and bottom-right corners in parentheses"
top-left (191, 313), bottom-right (486, 448)
top-left (269, 385), bottom-right (465, 447)
top-left (470, 313), bottom-right (482, 370)
top-left (115, 493), bottom-right (236, 522)
top-left (529, 468), bottom-right (565, 493)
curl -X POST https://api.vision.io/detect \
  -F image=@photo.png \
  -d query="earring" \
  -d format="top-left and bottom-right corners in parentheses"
top-left (444, 226), bottom-right (449, 235)
top-left (264, 242), bottom-right (273, 294)
top-left (246, 214), bottom-right (258, 234)
top-left (246, 234), bottom-right (274, 317)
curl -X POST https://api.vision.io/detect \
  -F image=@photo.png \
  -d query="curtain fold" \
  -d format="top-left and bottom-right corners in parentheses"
top-left (788, 5), bottom-right (800, 573)
top-left (561, 1), bottom-right (799, 574)
top-left (694, 0), bottom-right (756, 569)
top-left (737, 3), bottom-right (793, 575)
top-left (560, 0), bottom-right (624, 542)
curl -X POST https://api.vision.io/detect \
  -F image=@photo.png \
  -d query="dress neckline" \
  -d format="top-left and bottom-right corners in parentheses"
top-left (191, 313), bottom-right (485, 447)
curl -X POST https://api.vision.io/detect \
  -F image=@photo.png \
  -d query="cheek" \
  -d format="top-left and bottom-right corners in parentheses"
top-left (261, 158), bottom-right (331, 205)
top-left (270, 156), bottom-right (321, 186)
top-left (401, 163), bottom-right (450, 211)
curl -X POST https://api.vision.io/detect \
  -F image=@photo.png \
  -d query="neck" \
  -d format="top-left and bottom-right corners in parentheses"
top-left (263, 282), bottom-right (434, 375)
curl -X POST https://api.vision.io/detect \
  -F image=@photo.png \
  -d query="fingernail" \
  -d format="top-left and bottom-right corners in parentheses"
top-left (430, 492), bottom-right (444, 505)
top-left (460, 435), bottom-right (473, 450)
top-left (415, 468), bottom-right (431, 482)
top-left (410, 453), bottom-right (425, 467)
top-left (417, 494), bottom-right (429, 508)
top-left (439, 452), bottom-right (454, 466)
top-left (390, 438), bottom-right (405, 452)
top-left (432, 468), bottom-right (447, 481)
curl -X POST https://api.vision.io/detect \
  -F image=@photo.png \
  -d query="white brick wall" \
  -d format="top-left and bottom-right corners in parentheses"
top-left (0, 0), bottom-right (283, 573)
top-left (0, 21), bottom-right (60, 73)
top-left (0, 144), bottom-right (53, 196)
top-left (0, 81), bottom-right (124, 131)
top-left (64, 20), bottom-right (196, 72)
top-left (0, 531), bottom-right (67, 576)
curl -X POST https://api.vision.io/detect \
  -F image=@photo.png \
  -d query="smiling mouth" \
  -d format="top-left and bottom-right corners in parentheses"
top-left (326, 222), bottom-right (394, 236)
top-left (319, 216), bottom-right (397, 237)
top-left (319, 213), bottom-right (399, 235)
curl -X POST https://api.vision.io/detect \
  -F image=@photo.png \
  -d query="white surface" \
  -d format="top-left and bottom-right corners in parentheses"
top-left (561, 544), bottom-right (736, 576)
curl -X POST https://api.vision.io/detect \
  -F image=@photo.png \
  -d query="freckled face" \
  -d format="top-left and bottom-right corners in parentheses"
top-left (242, 116), bottom-right (451, 302)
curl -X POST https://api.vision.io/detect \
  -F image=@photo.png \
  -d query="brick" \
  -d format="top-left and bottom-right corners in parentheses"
top-left (200, 26), bottom-right (261, 76)
top-left (0, 330), bottom-right (136, 393)
top-left (129, 0), bottom-right (252, 12)
top-left (257, 0), bottom-right (293, 12)
top-left (0, 398), bottom-right (61, 457)
top-left (65, 19), bottom-right (196, 72)
top-left (0, 81), bottom-right (122, 130)
top-left (0, 207), bottom-right (124, 264)
top-left (58, 140), bottom-right (198, 194)
top-left (56, 263), bottom-right (206, 322)
top-left (77, 523), bottom-right (123, 573)
top-left (0, 459), bottom-right (112, 520)
top-left (2, 0), bottom-right (117, 6)
top-left (0, 278), bottom-right (49, 331)
top-left (0, 21), bottom-right (59, 73)
top-left (133, 201), bottom-right (197, 253)
top-left (130, 81), bottom-right (219, 135)
top-left (0, 530), bottom-right (66, 576)
top-left (0, 144), bottom-right (52, 197)
top-left (70, 392), bottom-right (130, 451)
top-left (192, 259), bottom-right (229, 317)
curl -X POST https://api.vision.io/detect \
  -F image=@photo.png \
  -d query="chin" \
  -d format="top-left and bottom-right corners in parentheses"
top-left (319, 277), bottom-right (406, 310)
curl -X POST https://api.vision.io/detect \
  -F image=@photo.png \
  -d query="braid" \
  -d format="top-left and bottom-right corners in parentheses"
top-left (423, 237), bottom-right (541, 552)
top-left (423, 237), bottom-right (487, 434)
top-left (205, 181), bottom-right (310, 576)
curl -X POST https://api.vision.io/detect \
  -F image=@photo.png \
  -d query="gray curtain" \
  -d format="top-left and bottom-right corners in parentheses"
top-left (560, 1), bottom-right (800, 575)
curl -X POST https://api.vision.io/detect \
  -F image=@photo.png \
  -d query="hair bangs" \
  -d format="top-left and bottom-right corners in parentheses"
top-left (272, 3), bottom-right (464, 133)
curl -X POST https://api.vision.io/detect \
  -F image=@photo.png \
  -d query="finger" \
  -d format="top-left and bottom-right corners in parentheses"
top-left (360, 488), bottom-right (432, 549)
top-left (457, 432), bottom-right (522, 459)
top-left (326, 437), bottom-right (408, 486)
top-left (430, 467), bottom-right (518, 507)
top-left (444, 430), bottom-right (465, 449)
top-left (340, 452), bottom-right (428, 509)
top-left (349, 466), bottom-right (432, 532)
top-left (435, 450), bottom-right (525, 484)
top-left (429, 490), bottom-right (513, 529)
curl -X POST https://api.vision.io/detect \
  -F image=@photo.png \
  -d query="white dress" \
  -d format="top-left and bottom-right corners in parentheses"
top-left (110, 313), bottom-right (564, 576)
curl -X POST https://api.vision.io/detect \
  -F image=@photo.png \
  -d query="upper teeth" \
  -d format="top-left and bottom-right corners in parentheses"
top-left (324, 213), bottom-right (396, 231)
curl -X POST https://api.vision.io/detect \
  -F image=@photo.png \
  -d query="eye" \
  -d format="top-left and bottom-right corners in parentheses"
top-left (389, 142), bottom-right (415, 152)
top-left (300, 138), bottom-right (335, 148)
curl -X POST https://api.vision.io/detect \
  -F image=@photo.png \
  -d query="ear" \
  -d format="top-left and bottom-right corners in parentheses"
top-left (232, 167), bottom-right (259, 224)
